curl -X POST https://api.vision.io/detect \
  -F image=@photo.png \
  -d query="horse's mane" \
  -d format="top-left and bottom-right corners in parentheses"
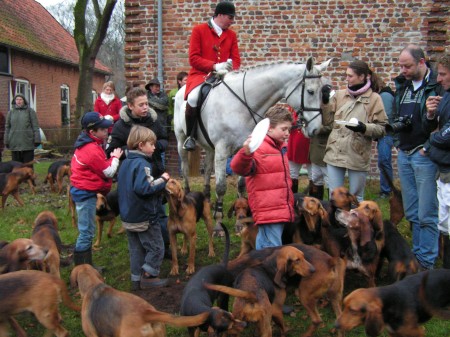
top-left (229, 60), bottom-right (305, 75)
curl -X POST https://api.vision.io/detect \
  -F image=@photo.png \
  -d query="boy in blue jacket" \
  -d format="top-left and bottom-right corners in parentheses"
top-left (118, 125), bottom-right (170, 290)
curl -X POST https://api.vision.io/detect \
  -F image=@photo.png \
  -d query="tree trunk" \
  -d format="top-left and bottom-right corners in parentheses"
top-left (75, 54), bottom-right (96, 122)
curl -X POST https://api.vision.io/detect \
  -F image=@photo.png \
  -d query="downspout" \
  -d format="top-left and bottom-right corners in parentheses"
top-left (157, 0), bottom-right (164, 89)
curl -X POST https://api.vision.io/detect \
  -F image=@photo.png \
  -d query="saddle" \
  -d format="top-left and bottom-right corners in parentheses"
top-left (195, 75), bottom-right (223, 149)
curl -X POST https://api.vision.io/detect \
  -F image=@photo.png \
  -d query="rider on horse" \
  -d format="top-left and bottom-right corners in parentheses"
top-left (183, 1), bottom-right (241, 151)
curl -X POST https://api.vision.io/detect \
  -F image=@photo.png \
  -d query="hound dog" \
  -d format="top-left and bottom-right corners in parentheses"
top-left (227, 196), bottom-right (252, 234)
top-left (379, 220), bottom-right (419, 281)
top-left (0, 238), bottom-right (47, 274)
top-left (0, 270), bottom-right (79, 337)
top-left (379, 165), bottom-right (405, 226)
top-left (418, 270), bottom-right (450, 319)
top-left (94, 190), bottom-right (124, 249)
top-left (228, 244), bottom-right (346, 337)
top-left (165, 178), bottom-right (215, 275)
top-left (45, 160), bottom-right (71, 194)
top-left (70, 264), bottom-right (208, 337)
top-left (31, 211), bottom-right (63, 278)
top-left (336, 270), bottom-right (450, 337)
top-left (180, 225), bottom-right (247, 337)
top-left (0, 160), bottom-right (37, 194)
top-left (206, 246), bottom-right (315, 337)
top-left (0, 166), bottom-right (37, 209)
top-left (335, 206), bottom-right (384, 287)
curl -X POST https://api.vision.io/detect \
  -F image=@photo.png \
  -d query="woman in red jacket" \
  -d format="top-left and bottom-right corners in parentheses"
top-left (94, 81), bottom-right (122, 132)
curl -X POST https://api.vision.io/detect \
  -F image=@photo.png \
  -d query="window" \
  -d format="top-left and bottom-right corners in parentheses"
top-left (61, 85), bottom-right (70, 126)
top-left (15, 79), bottom-right (30, 103)
top-left (92, 90), bottom-right (98, 104)
top-left (0, 46), bottom-right (9, 74)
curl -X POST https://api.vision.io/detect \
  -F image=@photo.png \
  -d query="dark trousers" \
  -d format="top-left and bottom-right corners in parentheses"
top-left (11, 150), bottom-right (34, 163)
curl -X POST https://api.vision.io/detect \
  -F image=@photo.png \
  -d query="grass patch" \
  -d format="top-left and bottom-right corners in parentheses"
top-left (1, 160), bottom-right (448, 336)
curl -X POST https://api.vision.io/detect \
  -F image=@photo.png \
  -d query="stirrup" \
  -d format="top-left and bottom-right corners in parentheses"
top-left (183, 137), bottom-right (196, 151)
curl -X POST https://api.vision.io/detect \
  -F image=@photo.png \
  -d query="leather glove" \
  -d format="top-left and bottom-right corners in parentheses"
top-left (321, 84), bottom-right (332, 104)
top-left (345, 121), bottom-right (366, 133)
top-left (214, 61), bottom-right (232, 73)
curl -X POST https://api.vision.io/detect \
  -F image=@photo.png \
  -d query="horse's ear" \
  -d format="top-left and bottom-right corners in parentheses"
top-left (306, 57), bottom-right (315, 71)
top-left (317, 58), bottom-right (333, 72)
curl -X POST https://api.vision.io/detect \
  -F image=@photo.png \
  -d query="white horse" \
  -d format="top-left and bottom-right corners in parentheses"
top-left (174, 57), bottom-right (331, 230)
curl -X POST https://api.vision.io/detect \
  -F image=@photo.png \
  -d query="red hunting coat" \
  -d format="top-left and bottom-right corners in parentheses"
top-left (185, 19), bottom-right (241, 99)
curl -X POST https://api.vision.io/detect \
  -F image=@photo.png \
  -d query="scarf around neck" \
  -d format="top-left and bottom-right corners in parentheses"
top-left (347, 79), bottom-right (371, 97)
top-left (101, 92), bottom-right (115, 105)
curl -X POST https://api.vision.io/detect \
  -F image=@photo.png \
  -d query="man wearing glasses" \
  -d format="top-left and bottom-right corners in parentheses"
top-left (183, 1), bottom-right (241, 151)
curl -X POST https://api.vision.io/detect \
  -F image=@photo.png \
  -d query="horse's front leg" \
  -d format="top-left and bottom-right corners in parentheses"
top-left (212, 152), bottom-right (228, 237)
top-left (203, 150), bottom-right (214, 200)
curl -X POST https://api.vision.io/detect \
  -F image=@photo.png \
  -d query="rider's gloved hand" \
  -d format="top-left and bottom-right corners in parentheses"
top-left (321, 84), bottom-right (332, 104)
top-left (214, 61), bottom-right (232, 73)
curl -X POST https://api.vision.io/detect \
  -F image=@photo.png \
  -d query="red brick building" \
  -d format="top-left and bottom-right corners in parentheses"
top-left (0, 0), bottom-right (110, 147)
top-left (125, 0), bottom-right (449, 176)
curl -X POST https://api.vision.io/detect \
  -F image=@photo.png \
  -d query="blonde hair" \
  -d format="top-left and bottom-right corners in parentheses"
top-left (127, 125), bottom-right (157, 150)
top-left (103, 81), bottom-right (115, 92)
top-left (265, 105), bottom-right (293, 126)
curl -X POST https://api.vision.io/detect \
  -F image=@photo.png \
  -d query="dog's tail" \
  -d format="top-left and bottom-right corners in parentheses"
top-left (204, 282), bottom-right (257, 302)
top-left (418, 271), bottom-right (450, 319)
top-left (58, 279), bottom-right (81, 312)
top-left (144, 310), bottom-right (209, 327)
top-left (221, 224), bottom-right (230, 267)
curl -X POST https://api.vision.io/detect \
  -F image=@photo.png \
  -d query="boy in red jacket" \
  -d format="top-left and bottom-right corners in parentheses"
top-left (70, 112), bottom-right (123, 266)
top-left (231, 105), bottom-right (295, 249)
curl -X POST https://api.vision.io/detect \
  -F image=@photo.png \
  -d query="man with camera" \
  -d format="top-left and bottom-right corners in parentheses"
top-left (391, 44), bottom-right (441, 270)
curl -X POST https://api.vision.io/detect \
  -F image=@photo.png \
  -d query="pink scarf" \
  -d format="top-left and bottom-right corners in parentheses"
top-left (347, 79), bottom-right (371, 97)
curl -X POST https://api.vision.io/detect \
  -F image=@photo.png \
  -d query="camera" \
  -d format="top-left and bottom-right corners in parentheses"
top-left (386, 115), bottom-right (412, 134)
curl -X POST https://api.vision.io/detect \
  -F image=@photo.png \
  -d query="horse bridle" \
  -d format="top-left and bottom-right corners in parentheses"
top-left (285, 69), bottom-right (323, 129)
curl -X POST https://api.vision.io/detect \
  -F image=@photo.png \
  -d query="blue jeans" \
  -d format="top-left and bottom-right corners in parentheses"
top-left (397, 150), bottom-right (439, 269)
top-left (75, 197), bottom-right (97, 251)
top-left (126, 221), bottom-right (165, 282)
top-left (377, 135), bottom-right (393, 194)
top-left (327, 164), bottom-right (367, 202)
top-left (255, 223), bottom-right (284, 249)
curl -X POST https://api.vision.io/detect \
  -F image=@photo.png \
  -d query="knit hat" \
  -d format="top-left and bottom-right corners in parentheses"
top-left (81, 112), bottom-right (113, 130)
top-left (214, 1), bottom-right (235, 17)
top-left (145, 78), bottom-right (160, 91)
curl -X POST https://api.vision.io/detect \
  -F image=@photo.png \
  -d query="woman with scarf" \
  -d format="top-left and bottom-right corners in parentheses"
top-left (94, 81), bottom-right (122, 133)
top-left (323, 60), bottom-right (388, 201)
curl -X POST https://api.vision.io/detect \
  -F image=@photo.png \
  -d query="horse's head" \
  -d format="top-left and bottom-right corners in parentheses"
top-left (286, 57), bottom-right (332, 137)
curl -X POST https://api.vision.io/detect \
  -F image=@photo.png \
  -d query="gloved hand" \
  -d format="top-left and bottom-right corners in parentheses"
top-left (214, 61), bottom-right (232, 73)
top-left (321, 84), bottom-right (332, 104)
top-left (345, 121), bottom-right (366, 133)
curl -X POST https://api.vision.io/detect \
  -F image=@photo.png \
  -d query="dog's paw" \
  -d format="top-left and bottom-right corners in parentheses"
top-left (208, 249), bottom-right (215, 258)
top-left (169, 266), bottom-right (179, 276)
top-left (186, 265), bottom-right (195, 275)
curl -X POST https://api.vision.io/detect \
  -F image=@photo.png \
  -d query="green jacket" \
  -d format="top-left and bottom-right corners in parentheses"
top-left (6, 94), bottom-right (41, 151)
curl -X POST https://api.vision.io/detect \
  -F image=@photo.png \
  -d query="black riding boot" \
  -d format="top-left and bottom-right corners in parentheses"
top-left (183, 103), bottom-right (198, 151)
top-left (73, 248), bottom-right (92, 265)
top-left (291, 178), bottom-right (299, 194)
top-left (443, 233), bottom-right (450, 269)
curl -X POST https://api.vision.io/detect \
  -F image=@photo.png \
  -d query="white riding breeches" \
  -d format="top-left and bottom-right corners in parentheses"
top-left (187, 85), bottom-right (201, 107)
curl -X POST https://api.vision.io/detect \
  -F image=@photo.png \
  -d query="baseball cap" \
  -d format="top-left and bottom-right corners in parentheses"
top-left (81, 112), bottom-right (113, 130)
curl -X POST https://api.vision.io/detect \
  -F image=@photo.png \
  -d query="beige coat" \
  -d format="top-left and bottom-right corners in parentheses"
top-left (323, 88), bottom-right (387, 171)
top-left (308, 104), bottom-right (333, 166)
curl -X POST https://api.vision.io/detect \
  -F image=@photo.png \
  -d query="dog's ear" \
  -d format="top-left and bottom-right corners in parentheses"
top-left (371, 207), bottom-right (383, 232)
top-left (227, 201), bottom-right (236, 218)
top-left (274, 252), bottom-right (288, 288)
top-left (364, 302), bottom-right (384, 337)
top-left (69, 269), bottom-right (79, 289)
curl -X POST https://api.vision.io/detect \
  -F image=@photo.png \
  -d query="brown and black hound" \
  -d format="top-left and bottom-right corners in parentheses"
top-left (0, 160), bottom-right (37, 195)
top-left (70, 264), bottom-right (209, 337)
top-left (336, 270), bottom-right (450, 337)
top-left (227, 196), bottom-right (252, 234)
top-left (0, 270), bottom-right (79, 337)
top-left (228, 243), bottom-right (345, 337)
top-left (94, 190), bottom-right (124, 249)
top-left (165, 178), bottom-right (215, 275)
top-left (0, 166), bottom-right (37, 209)
top-left (206, 246), bottom-right (315, 337)
top-left (0, 238), bottom-right (47, 274)
top-left (335, 205), bottom-right (384, 287)
top-left (45, 160), bottom-right (71, 194)
top-left (379, 220), bottom-right (419, 281)
top-left (31, 211), bottom-right (63, 278)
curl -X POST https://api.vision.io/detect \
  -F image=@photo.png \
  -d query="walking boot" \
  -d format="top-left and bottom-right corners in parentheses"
top-left (443, 233), bottom-right (450, 269)
top-left (309, 183), bottom-right (324, 200)
top-left (73, 248), bottom-right (92, 265)
top-left (140, 272), bottom-right (169, 288)
top-left (291, 178), bottom-right (299, 194)
top-left (182, 103), bottom-right (198, 151)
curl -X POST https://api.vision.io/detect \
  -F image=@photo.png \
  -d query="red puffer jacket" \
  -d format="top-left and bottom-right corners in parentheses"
top-left (231, 136), bottom-right (294, 225)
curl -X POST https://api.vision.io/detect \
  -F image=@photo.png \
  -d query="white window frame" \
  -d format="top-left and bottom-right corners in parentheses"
top-left (61, 85), bottom-right (70, 126)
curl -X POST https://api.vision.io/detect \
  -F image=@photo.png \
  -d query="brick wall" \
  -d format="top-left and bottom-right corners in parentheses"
top-left (125, 0), bottom-right (449, 177)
